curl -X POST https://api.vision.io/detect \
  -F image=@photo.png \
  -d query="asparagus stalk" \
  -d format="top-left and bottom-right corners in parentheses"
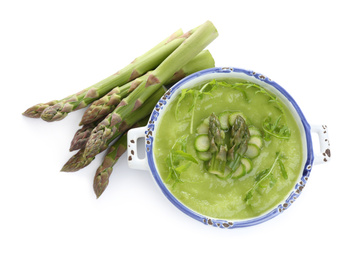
top-left (93, 117), bottom-right (149, 198)
top-left (69, 121), bottom-right (99, 151)
top-left (208, 113), bottom-right (225, 150)
top-left (22, 100), bottom-right (59, 118)
top-left (207, 113), bottom-right (227, 175)
top-left (227, 116), bottom-right (250, 172)
top-left (121, 21), bottom-right (217, 111)
top-left (79, 76), bottom-right (146, 126)
top-left (209, 145), bottom-right (228, 175)
top-left (84, 21), bottom-right (218, 157)
top-left (93, 133), bottom-right (128, 198)
top-left (61, 87), bottom-right (165, 172)
top-left (165, 49), bottom-right (215, 85)
top-left (72, 49), bottom-right (214, 151)
top-left (79, 50), bottom-right (215, 125)
top-left (23, 29), bottom-right (183, 120)
top-left (61, 148), bottom-right (96, 172)
top-left (73, 47), bottom-right (215, 151)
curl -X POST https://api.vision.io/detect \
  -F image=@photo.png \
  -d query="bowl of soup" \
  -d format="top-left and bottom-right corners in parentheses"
top-left (127, 67), bottom-right (330, 228)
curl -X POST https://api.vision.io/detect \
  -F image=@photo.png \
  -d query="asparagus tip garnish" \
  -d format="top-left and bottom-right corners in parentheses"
top-left (227, 116), bottom-right (250, 172)
top-left (207, 113), bottom-right (227, 175)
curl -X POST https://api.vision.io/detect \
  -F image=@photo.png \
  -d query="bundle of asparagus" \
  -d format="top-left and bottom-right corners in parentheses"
top-left (23, 20), bottom-right (218, 198)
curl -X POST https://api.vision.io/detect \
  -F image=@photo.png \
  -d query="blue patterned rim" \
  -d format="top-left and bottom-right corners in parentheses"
top-left (145, 67), bottom-right (314, 228)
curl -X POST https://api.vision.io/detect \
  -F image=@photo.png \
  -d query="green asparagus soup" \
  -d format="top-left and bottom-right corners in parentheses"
top-left (153, 79), bottom-right (303, 220)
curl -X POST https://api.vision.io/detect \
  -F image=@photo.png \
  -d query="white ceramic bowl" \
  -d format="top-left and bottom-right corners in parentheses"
top-left (127, 67), bottom-right (330, 228)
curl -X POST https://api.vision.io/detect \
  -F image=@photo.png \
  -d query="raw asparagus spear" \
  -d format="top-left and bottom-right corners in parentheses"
top-left (78, 76), bottom-right (146, 126)
top-left (93, 133), bottom-right (128, 198)
top-left (23, 29), bottom-right (183, 120)
top-left (120, 21), bottom-right (217, 112)
top-left (61, 87), bottom-right (165, 172)
top-left (79, 49), bottom-right (215, 125)
top-left (93, 117), bottom-right (149, 198)
top-left (73, 48), bottom-right (214, 151)
top-left (22, 30), bottom-right (182, 119)
top-left (73, 48), bottom-right (215, 151)
top-left (84, 21), bottom-right (218, 158)
top-left (69, 121), bottom-right (99, 151)
top-left (22, 100), bottom-right (58, 118)
top-left (61, 148), bottom-right (96, 172)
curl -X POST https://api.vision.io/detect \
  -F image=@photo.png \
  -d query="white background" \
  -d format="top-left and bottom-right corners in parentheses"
top-left (1, 0), bottom-right (356, 259)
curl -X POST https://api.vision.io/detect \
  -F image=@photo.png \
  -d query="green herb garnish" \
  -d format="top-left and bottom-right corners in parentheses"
top-left (278, 156), bottom-right (288, 180)
top-left (213, 81), bottom-right (250, 102)
top-left (175, 82), bottom-right (215, 134)
top-left (244, 152), bottom-right (287, 203)
top-left (175, 80), bottom-right (251, 134)
top-left (246, 83), bottom-right (285, 115)
top-left (166, 135), bottom-right (198, 187)
top-left (262, 115), bottom-right (291, 140)
top-left (171, 150), bottom-right (198, 164)
top-left (246, 83), bottom-right (291, 141)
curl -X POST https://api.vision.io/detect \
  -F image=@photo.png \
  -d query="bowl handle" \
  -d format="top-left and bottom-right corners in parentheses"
top-left (127, 126), bottom-right (149, 171)
top-left (311, 125), bottom-right (331, 165)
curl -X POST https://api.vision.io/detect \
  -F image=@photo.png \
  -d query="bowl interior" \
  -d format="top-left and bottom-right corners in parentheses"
top-left (146, 67), bottom-right (314, 228)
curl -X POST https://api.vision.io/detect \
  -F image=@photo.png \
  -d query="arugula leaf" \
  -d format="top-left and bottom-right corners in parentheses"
top-left (175, 82), bottom-right (217, 134)
top-left (167, 162), bottom-right (193, 188)
top-left (232, 85), bottom-right (249, 102)
top-left (171, 150), bottom-right (198, 164)
top-left (174, 162), bottom-right (192, 174)
top-left (278, 157), bottom-right (288, 180)
top-left (255, 169), bottom-right (269, 182)
top-left (175, 89), bottom-right (189, 119)
top-left (166, 153), bottom-right (183, 185)
top-left (176, 79), bottom-right (255, 134)
top-left (172, 134), bottom-right (189, 152)
top-left (210, 81), bottom-right (250, 102)
top-left (244, 152), bottom-right (282, 203)
top-left (200, 80), bottom-right (218, 93)
top-left (269, 174), bottom-right (277, 188)
top-left (256, 172), bottom-right (277, 189)
top-left (166, 156), bottom-right (177, 183)
top-left (246, 83), bottom-right (285, 115)
top-left (244, 83), bottom-right (291, 141)
top-left (262, 115), bottom-right (291, 140)
top-left (245, 190), bottom-right (253, 201)
top-left (165, 135), bottom-right (198, 187)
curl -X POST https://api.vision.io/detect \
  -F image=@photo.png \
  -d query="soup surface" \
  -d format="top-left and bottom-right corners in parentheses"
top-left (154, 79), bottom-right (303, 220)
